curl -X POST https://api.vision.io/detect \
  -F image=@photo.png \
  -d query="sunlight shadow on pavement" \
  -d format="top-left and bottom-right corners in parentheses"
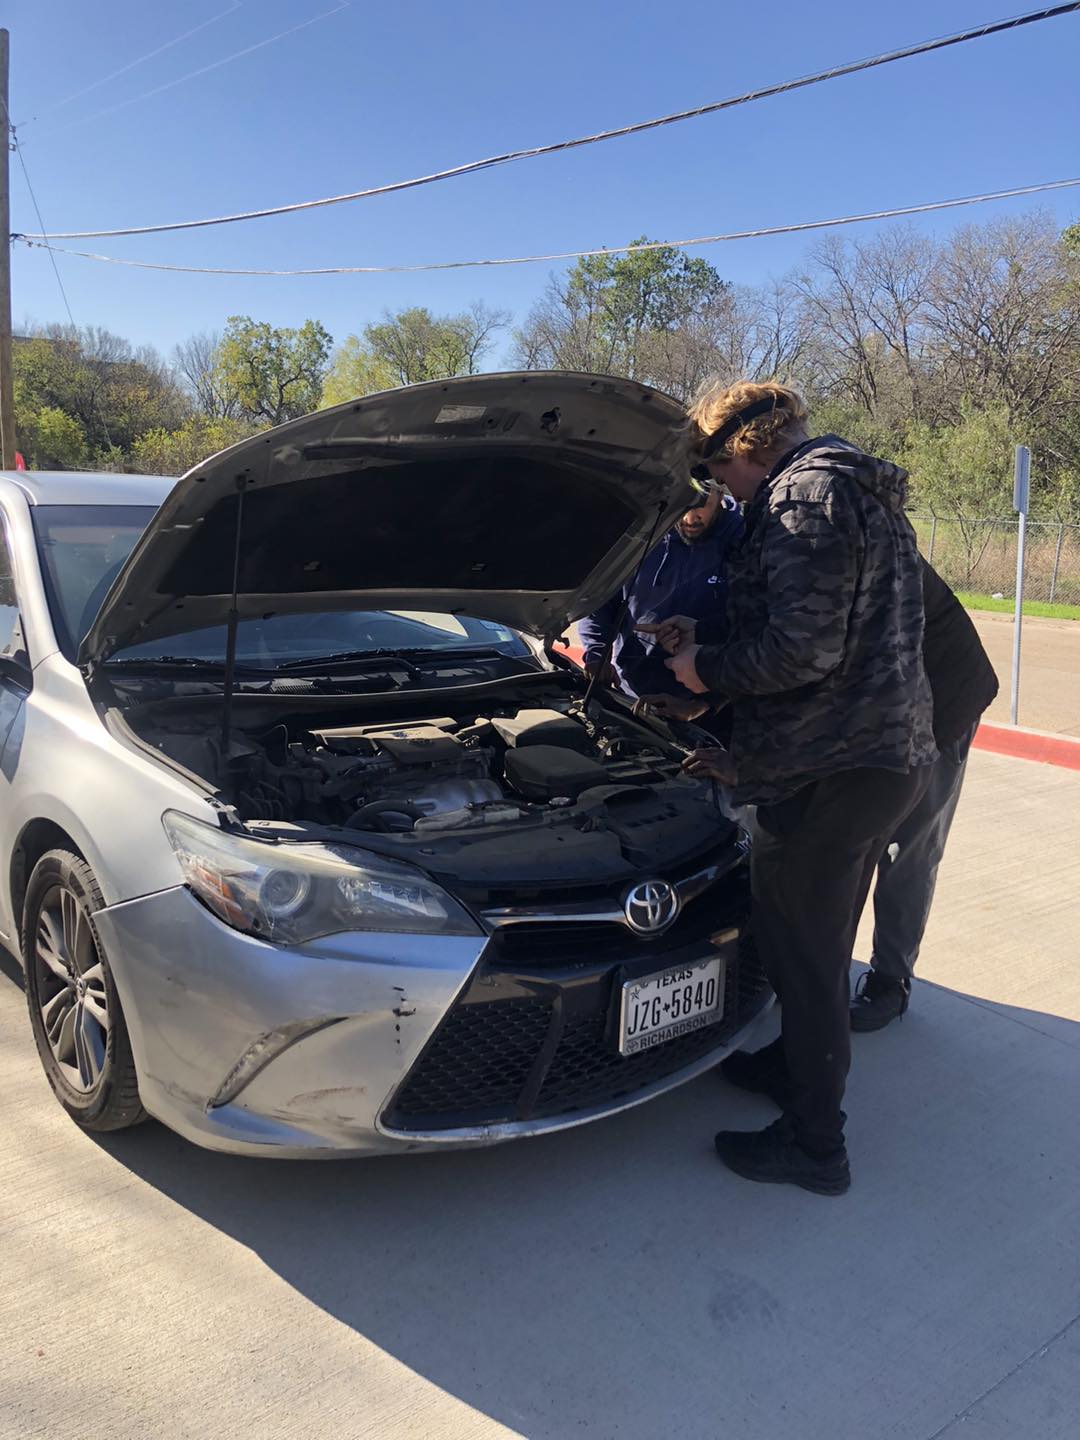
top-left (84, 976), bottom-right (1080, 1440)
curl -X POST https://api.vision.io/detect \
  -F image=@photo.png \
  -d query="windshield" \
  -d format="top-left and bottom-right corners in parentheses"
top-left (31, 504), bottom-right (532, 667)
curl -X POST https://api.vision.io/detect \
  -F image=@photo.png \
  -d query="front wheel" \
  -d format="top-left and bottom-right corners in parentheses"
top-left (23, 849), bottom-right (146, 1132)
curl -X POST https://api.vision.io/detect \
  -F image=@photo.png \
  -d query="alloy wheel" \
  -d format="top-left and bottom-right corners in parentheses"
top-left (34, 885), bottom-right (111, 1093)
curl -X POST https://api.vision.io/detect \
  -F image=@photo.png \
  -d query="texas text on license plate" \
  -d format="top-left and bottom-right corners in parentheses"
top-left (618, 940), bottom-right (732, 1056)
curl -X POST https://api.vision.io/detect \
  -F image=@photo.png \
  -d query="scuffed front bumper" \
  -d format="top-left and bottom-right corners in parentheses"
top-left (93, 886), bottom-right (487, 1157)
top-left (94, 884), bottom-right (775, 1159)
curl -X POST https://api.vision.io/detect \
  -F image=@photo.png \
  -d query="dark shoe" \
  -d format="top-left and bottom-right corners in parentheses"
top-left (850, 970), bottom-right (911, 1032)
top-left (719, 1038), bottom-right (792, 1110)
top-left (715, 1116), bottom-right (851, 1196)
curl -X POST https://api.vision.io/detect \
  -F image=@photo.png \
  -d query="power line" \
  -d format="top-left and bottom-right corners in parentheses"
top-left (31, 2), bottom-right (350, 142)
top-left (5, 110), bottom-right (115, 450)
top-left (16, 3), bottom-right (243, 128)
top-left (16, 178), bottom-right (1080, 276)
top-left (5, 125), bottom-right (77, 331)
top-left (16, 3), bottom-right (1080, 241)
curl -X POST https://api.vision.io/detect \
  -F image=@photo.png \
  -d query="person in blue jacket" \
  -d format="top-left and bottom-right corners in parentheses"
top-left (578, 486), bottom-right (743, 703)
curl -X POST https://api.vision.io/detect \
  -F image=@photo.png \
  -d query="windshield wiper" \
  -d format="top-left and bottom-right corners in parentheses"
top-left (105, 656), bottom-right (275, 677)
top-left (273, 649), bottom-right (427, 675)
top-left (274, 645), bottom-right (514, 672)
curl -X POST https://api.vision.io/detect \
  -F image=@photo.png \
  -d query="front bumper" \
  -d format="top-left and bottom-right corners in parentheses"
top-left (93, 886), bottom-right (486, 1157)
top-left (94, 872), bottom-right (773, 1158)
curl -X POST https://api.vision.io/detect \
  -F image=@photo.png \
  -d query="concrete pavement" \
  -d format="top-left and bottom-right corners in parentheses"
top-left (1, 748), bottom-right (1078, 1440)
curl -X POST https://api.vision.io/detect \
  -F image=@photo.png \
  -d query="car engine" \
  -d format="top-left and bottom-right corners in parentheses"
top-left (119, 687), bottom-right (736, 889)
top-left (214, 704), bottom-right (687, 828)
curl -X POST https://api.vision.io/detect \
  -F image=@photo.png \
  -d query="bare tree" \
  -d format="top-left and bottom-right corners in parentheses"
top-left (854, 228), bottom-right (938, 421)
top-left (736, 279), bottom-right (815, 382)
top-left (514, 272), bottom-right (621, 376)
top-left (174, 331), bottom-right (243, 419)
top-left (925, 213), bottom-right (1080, 425)
top-left (794, 238), bottom-right (884, 413)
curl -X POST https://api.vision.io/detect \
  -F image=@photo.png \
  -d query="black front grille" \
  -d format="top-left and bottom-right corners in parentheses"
top-left (384, 877), bottom-right (772, 1133)
top-left (389, 996), bottom-right (553, 1120)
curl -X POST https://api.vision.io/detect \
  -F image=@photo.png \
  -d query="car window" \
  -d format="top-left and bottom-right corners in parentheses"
top-left (32, 505), bottom-right (158, 659)
top-left (0, 517), bottom-right (29, 666)
top-left (30, 504), bottom-right (530, 666)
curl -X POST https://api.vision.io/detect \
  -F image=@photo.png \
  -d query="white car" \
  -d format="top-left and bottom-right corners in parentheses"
top-left (0, 372), bottom-right (772, 1157)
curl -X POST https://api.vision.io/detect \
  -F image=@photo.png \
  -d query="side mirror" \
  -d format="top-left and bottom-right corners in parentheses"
top-left (0, 652), bottom-right (33, 690)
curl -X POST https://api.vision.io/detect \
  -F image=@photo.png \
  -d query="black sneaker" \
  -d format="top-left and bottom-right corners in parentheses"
top-left (715, 1115), bottom-right (851, 1196)
top-left (719, 1038), bottom-right (792, 1110)
top-left (850, 970), bottom-right (911, 1032)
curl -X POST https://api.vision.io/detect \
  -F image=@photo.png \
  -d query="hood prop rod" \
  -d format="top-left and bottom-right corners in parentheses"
top-left (220, 474), bottom-right (248, 792)
top-left (580, 500), bottom-right (667, 720)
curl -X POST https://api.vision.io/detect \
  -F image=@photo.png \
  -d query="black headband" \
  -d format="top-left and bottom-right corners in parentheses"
top-left (700, 395), bottom-right (782, 461)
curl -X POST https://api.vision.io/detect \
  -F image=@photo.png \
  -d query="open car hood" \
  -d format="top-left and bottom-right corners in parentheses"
top-left (80, 371), bottom-right (694, 666)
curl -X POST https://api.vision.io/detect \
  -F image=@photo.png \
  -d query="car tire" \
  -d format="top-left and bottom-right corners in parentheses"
top-left (22, 849), bottom-right (146, 1132)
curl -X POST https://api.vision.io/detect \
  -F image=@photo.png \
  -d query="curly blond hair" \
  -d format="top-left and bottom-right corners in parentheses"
top-left (687, 379), bottom-right (809, 462)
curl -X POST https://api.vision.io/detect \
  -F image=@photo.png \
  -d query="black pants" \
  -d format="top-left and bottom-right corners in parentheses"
top-left (751, 765), bottom-right (932, 1155)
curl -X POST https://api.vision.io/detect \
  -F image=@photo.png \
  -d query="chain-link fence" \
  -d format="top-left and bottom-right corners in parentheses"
top-left (910, 514), bottom-right (1080, 607)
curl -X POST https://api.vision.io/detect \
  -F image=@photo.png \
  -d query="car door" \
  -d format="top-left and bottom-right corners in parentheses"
top-left (0, 509), bottom-right (35, 950)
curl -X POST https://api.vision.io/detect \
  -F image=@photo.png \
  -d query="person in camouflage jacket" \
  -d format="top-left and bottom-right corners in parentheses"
top-left (665, 381), bottom-right (936, 1196)
top-left (693, 435), bottom-right (937, 805)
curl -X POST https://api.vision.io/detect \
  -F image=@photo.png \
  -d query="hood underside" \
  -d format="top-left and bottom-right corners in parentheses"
top-left (80, 372), bottom-right (692, 667)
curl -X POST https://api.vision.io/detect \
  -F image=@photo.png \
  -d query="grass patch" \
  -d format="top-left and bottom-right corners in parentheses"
top-left (956, 591), bottom-right (1080, 621)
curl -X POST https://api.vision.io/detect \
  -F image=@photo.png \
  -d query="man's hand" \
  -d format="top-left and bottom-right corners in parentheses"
top-left (665, 643), bottom-right (708, 694)
top-left (584, 659), bottom-right (617, 687)
top-left (632, 693), bottom-right (711, 723)
top-left (635, 615), bottom-right (696, 655)
top-left (682, 747), bottom-right (737, 784)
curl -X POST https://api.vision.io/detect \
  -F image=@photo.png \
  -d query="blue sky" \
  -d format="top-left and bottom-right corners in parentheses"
top-left (7, 0), bottom-right (1080, 363)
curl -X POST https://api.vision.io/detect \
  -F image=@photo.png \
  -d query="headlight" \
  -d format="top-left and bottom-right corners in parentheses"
top-left (162, 811), bottom-right (480, 945)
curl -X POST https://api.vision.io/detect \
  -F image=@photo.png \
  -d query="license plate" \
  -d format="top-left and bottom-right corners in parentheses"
top-left (618, 947), bottom-right (729, 1056)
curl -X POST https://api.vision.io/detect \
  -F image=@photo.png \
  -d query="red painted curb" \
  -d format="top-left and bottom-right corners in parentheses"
top-left (554, 643), bottom-right (1080, 771)
top-left (972, 722), bottom-right (1080, 771)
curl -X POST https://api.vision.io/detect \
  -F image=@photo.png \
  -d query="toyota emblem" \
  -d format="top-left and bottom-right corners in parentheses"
top-left (623, 879), bottom-right (680, 934)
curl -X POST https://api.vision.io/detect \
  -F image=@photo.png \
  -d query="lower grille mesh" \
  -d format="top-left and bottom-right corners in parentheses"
top-left (389, 996), bottom-right (552, 1120)
top-left (387, 930), bottom-right (770, 1130)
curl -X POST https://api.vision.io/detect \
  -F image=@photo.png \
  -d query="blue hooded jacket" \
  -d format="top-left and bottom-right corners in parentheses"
top-left (577, 501), bottom-right (744, 699)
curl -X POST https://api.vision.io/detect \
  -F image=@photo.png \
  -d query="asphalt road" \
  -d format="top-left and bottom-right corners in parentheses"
top-left (970, 611), bottom-right (1080, 736)
top-left (1, 750), bottom-right (1078, 1440)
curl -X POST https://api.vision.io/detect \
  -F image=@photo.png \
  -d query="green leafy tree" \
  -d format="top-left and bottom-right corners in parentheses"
top-left (13, 326), bottom-right (185, 462)
top-left (320, 336), bottom-right (397, 407)
top-left (320, 304), bottom-right (507, 403)
top-left (12, 326), bottom-right (185, 460)
top-left (807, 397), bottom-right (905, 464)
top-left (367, 304), bottom-right (507, 387)
top-left (18, 405), bottom-right (89, 470)
top-left (901, 406), bottom-right (1018, 581)
top-left (516, 239), bottom-right (729, 396)
top-left (215, 316), bottom-right (332, 426)
top-left (130, 416), bottom-right (263, 477)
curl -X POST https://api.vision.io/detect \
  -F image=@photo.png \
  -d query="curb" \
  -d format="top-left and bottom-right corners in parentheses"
top-left (972, 722), bottom-right (1080, 771)
top-left (554, 644), bottom-right (1080, 772)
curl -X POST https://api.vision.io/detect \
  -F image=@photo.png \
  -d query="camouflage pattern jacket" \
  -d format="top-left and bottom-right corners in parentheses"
top-left (696, 436), bottom-right (937, 806)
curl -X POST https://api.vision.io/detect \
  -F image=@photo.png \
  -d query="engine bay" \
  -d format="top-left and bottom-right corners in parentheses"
top-left (117, 683), bottom-right (736, 888)
top-left (144, 700), bottom-right (689, 828)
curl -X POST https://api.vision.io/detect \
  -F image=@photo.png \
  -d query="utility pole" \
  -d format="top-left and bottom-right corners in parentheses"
top-left (0, 28), bottom-right (15, 469)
